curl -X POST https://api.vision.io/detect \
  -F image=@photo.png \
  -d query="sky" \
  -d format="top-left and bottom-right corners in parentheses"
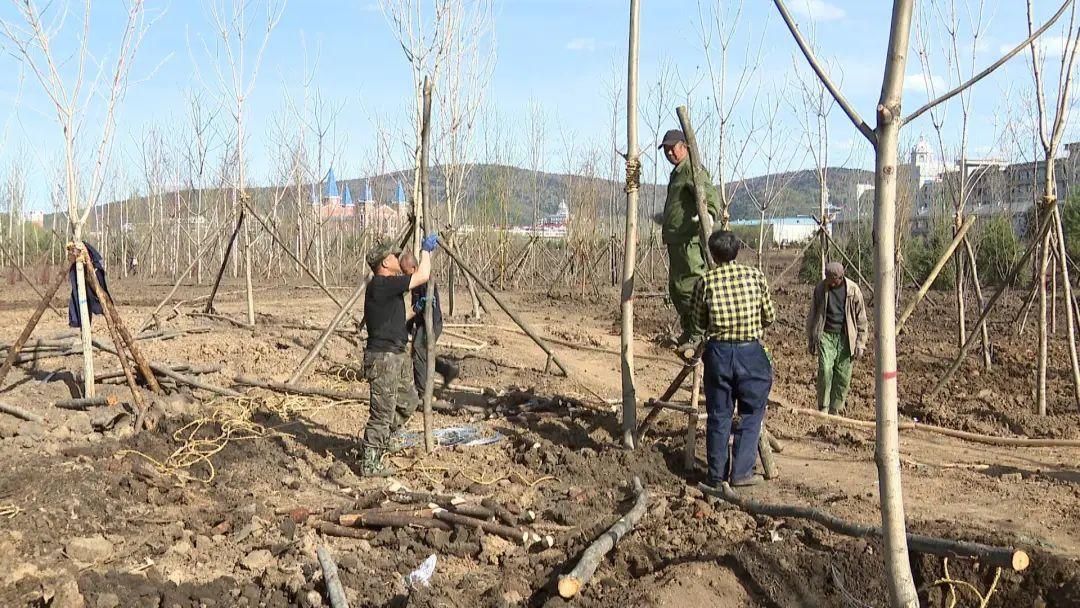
top-left (0, 0), bottom-right (1076, 212)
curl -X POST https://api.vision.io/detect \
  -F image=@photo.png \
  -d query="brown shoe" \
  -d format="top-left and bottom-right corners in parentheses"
top-left (730, 474), bottom-right (764, 487)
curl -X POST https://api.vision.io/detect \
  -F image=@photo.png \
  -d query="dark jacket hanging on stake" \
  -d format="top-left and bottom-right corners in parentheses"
top-left (68, 242), bottom-right (110, 328)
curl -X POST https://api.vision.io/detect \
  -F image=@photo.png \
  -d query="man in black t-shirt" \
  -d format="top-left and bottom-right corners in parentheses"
top-left (400, 251), bottom-right (459, 397)
top-left (359, 234), bottom-right (437, 476)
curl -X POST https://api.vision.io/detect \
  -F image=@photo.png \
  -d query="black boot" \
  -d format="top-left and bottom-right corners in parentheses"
top-left (437, 358), bottom-right (459, 387)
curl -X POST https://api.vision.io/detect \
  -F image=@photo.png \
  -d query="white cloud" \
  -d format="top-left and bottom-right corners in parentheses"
top-left (791, 0), bottom-right (846, 22)
top-left (904, 73), bottom-right (947, 94)
top-left (565, 37), bottom-right (597, 52)
top-left (999, 35), bottom-right (1069, 58)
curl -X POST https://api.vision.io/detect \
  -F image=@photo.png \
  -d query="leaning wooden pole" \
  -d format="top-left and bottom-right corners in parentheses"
top-left (0, 254), bottom-right (76, 389)
top-left (926, 210), bottom-right (1054, 402)
top-left (83, 254), bottom-right (146, 421)
top-left (418, 77), bottom-right (437, 454)
top-left (674, 107), bottom-right (717, 252)
top-left (238, 198), bottom-right (347, 308)
top-left (620, 0), bottom-right (641, 449)
top-left (287, 223), bottom-right (413, 385)
top-left (288, 275), bottom-right (370, 386)
top-left (896, 215), bottom-right (976, 333)
top-left (437, 237), bottom-right (570, 375)
top-left (204, 211), bottom-right (246, 314)
top-left (1051, 206), bottom-right (1080, 408)
top-left (82, 255), bottom-right (163, 395)
top-left (138, 214), bottom-right (228, 332)
top-left (558, 477), bottom-right (648, 598)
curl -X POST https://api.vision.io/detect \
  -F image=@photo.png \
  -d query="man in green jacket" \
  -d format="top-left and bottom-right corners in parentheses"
top-left (659, 128), bottom-right (721, 348)
top-left (806, 262), bottom-right (868, 415)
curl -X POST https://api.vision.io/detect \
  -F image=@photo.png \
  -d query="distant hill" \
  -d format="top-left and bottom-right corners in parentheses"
top-left (64, 164), bottom-right (875, 232)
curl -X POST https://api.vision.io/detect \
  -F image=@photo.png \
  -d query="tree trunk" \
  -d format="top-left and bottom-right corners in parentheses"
top-left (620, 0), bottom-right (641, 449)
top-left (73, 238), bottom-right (96, 399)
top-left (872, 2), bottom-right (919, 604)
top-left (419, 78), bottom-right (437, 454)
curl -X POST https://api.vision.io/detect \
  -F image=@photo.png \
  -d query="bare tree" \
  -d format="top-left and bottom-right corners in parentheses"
top-left (0, 0), bottom-right (154, 397)
top-left (696, 0), bottom-right (764, 228)
top-left (197, 0), bottom-right (285, 325)
top-left (773, 0), bottom-right (1070, 603)
top-left (1024, 0), bottom-right (1080, 414)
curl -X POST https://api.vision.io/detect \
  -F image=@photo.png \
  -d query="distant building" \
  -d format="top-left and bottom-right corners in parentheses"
top-left (835, 137), bottom-right (1080, 237)
top-left (311, 169), bottom-right (408, 235)
top-left (29, 211), bottom-right (44, 228)
top-left (730, 216), bottom-right (821, 247)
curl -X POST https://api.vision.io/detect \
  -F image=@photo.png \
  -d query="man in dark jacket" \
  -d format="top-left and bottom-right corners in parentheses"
top-left (360, 235), bottom-right (437, 476)
top-left (399, 251), bottom-right (459, 396)
top-left (659, 129), bottom-right (721, 349)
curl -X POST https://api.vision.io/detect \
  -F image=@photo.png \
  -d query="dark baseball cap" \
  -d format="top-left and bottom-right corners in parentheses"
top-left (658, 129), bottom-right (686, 149)
top-left (366, 241), bottom-right (396, 270)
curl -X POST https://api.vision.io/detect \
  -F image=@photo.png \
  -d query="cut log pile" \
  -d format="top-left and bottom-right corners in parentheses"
top-left (294, 484), bottom-right (554, 549)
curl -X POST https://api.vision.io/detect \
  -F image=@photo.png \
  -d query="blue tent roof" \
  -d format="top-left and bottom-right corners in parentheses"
top-left (342, 185), bottom-right (353, 206)
top-left (395, 180), bottom-right (407, 204)
top-left (322, 168), bottom-right (340, 198)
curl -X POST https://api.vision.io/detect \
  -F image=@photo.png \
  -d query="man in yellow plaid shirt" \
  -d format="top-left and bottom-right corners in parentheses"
top-left (692, 230), bottom-right (776, 488)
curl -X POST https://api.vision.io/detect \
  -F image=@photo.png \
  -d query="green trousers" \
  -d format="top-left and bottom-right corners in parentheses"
top-left (667, 240), bottom-right (707, 341)
top-left (362, 350), bottom-right (419, 450)
top-left (816, 331), bottom-right (852, 414)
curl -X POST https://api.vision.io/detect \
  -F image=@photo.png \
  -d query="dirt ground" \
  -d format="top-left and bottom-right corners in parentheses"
top-left (0, 251), bottom-right (1078, 607)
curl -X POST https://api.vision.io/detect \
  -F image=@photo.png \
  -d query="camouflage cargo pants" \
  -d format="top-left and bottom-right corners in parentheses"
top-left (362, 350), bottom-right (419, 450)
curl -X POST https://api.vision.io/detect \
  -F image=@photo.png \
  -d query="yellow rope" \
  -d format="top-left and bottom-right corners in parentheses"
top-left (930, 559), bottom-right (1003, 608)
top-left (117, 394), bottom-right (343, 484)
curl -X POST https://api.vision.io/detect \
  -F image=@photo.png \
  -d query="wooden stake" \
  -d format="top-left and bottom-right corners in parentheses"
top-left (684, 360), bottom-right (700, 471)
top-left (927, 212), bottom-right (1054, 402)
top-left (235, 374), bottom-right (368, 402)
top-left (204, 211), bottom-right (245, 314)
top-left (316, 546), bottom-right (351, 608)
top-left (558, 477), bottom-right (648, 598)
top-left (437, 238), bottom-right (569, 375)
top-left (0, 401), bottom-right (44, 423)
top-left (83, 260), bottom-right (146, 419)
top-left (54, 395), bottom-right (119, 410)
top-left (896, 215), bottom-right (976, 333)
top-left (0, 255), bottom-right (76, 390)
top-left (82, 256), bottom-right (162, 395)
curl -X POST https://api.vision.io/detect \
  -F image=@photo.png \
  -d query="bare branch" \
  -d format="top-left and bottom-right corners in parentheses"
top-left (771, 0), bottom-right (876, 143)
top-left (903, 0), bottom-right (1074, 125)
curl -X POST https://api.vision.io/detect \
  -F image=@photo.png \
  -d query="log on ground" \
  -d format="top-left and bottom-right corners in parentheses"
top-left (697, 482), bottom-right (1029, 571)
top-left (0, 401), bottom-right (44, 423)
top-left (558, 476), bottom-right (649, 598)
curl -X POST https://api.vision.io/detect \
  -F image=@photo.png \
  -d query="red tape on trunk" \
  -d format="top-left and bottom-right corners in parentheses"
top-left (883, 370), bottom-right (898, 380)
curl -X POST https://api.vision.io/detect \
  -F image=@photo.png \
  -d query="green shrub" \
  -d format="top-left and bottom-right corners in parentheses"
top-left (902, 225), bottom-right (955, 290)
top-left (1063, 193), bottom-right (1080, 260)
top-left (799, 238), bottom-right (823, 283)
top-left (976, 215), bottom-right (1021, 285)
